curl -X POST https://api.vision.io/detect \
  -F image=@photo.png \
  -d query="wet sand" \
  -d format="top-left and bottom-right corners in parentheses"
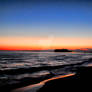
top-left (38, 66), bottom-right (92, 92)
top-left (12, 74), bottom-right (74, 92)
top-left (12, 66), bottom-right (92, 92)
top-left (1, 58), bottom-right (92, 92)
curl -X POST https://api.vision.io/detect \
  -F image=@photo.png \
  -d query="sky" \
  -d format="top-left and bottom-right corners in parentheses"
top-left (0, 0), bottom-right (92, 50)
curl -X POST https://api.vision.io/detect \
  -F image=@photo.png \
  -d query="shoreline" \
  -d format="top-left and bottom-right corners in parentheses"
top-left (0, 58), bottom-right (92, 92)
top-left (12, 66), bottom-right (92, 92)
top-left (38, 66), bottom-right (92, 92)
top-left (12, 74), bottom-right (75, 92)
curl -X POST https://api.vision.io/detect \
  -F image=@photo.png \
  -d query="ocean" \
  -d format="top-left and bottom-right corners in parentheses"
top-left (0, 51), bottom-right (92, 91)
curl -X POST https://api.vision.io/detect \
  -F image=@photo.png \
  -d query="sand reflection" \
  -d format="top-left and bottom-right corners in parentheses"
top-left (12, 73), bottom-right (74, 92)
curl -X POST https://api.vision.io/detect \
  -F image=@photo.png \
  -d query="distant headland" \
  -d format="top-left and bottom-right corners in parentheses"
top-left (54, 49), bottom-right (72, 52)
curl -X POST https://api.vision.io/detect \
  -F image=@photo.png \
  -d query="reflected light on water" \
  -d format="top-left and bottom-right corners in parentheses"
top-left (12, 73), bottom-right (75, 92)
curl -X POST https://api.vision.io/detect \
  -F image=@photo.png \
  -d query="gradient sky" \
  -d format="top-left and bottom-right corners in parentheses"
top-left (0, 0), bottom-right (92, 50)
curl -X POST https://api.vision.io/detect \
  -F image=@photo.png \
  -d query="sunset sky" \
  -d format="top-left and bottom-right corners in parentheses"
top-left (0, 0), bottom-right (92, 50)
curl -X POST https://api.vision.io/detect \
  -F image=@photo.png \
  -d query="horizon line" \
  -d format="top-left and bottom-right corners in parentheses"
top-left (0, 48), bottom-right (92, 51)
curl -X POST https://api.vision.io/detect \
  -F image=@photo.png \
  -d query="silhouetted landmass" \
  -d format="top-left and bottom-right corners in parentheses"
top-left (54, 49), bottom-right (72, 52)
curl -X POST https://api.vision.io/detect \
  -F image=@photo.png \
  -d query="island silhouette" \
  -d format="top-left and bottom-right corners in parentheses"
top-left (54, 49), bottom-right (72, 52)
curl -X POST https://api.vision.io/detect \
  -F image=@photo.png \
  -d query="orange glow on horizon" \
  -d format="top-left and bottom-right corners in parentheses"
top-left (0, 36), bottom-right (92, 50)
top-left (0, 45), bottom-right (92, 50)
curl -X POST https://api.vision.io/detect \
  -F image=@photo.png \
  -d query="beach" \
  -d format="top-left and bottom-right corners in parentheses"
top-left (0, 51), bottom-right (92, 92)
top-left (1, 0), bottom-right (92, 91)
top-left (12, 66), bottom-right (92, 92)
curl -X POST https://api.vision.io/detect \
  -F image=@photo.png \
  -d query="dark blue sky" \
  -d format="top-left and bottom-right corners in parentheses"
top-left (0, 0), bottom-right (92, 38)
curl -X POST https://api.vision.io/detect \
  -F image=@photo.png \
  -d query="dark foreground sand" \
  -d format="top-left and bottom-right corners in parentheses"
top-left (12, 74), bottom-right (74, 92)
top-left (12, 66), bottom-right (92, 92)
top-left (1, 58), bottom-right (92, 92)
top-left (38, 67), bottom-right (92, 92)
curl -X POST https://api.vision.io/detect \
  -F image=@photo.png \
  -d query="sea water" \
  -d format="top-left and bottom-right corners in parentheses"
top-left (0, 51), bottom-right (92, 87)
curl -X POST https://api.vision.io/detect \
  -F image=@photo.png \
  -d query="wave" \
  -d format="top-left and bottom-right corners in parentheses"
top-left (0, 58), bottom-right (92, 75)
top-left (0, 58), bottom-right (92, 92)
